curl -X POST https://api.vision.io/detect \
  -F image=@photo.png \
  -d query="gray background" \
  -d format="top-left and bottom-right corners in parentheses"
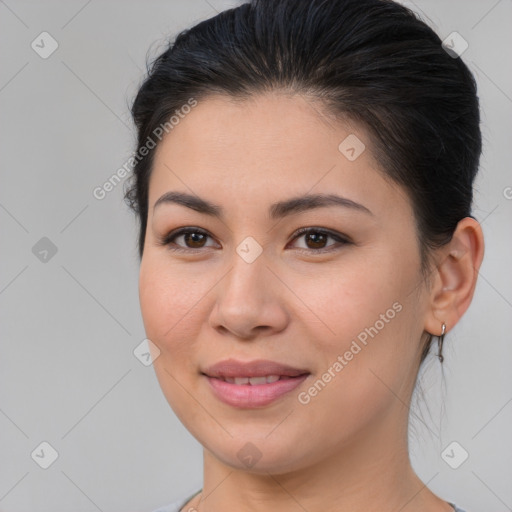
top-left (0, 1), bottom-right (511, 511)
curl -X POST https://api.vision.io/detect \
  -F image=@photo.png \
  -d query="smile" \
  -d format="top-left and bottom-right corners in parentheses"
top-left (216, 375), bottom-right (296, 385)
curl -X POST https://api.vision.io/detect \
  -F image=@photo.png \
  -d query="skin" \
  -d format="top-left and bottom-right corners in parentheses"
top-left (138, 92), bottom-right (484, 512)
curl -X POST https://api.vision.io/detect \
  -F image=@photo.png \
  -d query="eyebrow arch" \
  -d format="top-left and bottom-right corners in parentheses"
top-left (153, 191), bottom-right (373, 219)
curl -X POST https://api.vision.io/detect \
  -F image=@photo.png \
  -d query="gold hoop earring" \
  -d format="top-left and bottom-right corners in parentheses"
top-left (437, 323), bottom-right (446, 363)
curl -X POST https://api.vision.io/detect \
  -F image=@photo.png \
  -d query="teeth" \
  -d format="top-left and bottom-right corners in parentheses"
top-left (223, 375), bottom-right (282, 385)
top-left (248, 376), bottom-right (267, 385)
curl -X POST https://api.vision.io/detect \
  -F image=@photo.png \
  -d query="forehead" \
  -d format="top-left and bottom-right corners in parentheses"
top-left (148, 92), bottom-right (409, 220)
top-left (154, 92), bottom-right (351, 166)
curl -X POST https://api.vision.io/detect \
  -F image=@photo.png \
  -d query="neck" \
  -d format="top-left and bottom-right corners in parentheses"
top-left (196, 406), bottom-right (447, 512)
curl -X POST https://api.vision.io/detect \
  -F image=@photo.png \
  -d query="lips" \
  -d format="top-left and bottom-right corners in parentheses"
top-left (202, 358), bottom-right (309, 379)
top-left (202, 359), bottom-right (310, 408)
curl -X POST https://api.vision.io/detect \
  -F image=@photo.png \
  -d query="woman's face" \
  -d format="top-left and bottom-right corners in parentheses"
top-left (139, 92), bottom-right (431, 473)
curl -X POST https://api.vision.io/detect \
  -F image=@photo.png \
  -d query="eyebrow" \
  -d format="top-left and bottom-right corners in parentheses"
top-left (153, 191), bottom-right (373, 219)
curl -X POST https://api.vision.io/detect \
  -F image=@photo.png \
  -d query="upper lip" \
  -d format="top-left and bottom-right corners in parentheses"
top-left (202, 358), bottom-right (310, 379)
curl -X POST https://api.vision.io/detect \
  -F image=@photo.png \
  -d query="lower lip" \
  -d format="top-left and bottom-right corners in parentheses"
top-left (205, 374), bottom-right (309, 408)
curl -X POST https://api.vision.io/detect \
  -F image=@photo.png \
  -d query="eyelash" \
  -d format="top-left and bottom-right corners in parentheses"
top-left (157, 226), bottom-right (351, 255)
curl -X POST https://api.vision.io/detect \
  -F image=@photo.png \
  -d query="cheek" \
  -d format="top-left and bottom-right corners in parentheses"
top-left (139, 256), bottom-right (211, 422)
top-left (138, 256), bottom-right (209, 356)
top-left (292, 272), bottom-right (419, 444)
top-left (295, 248), bottom-right (422, 394)
top-left (294, 250), bottom-right (410, 345)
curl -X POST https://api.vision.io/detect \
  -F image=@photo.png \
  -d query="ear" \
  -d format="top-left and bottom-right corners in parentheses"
top-left (424, 217), bottom-right (485, 337)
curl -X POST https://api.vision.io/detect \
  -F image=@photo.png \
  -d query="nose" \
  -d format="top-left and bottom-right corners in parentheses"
top-left (208, 249), bottom-right (289, 340)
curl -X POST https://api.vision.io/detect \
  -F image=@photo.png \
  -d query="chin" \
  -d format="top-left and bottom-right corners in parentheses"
top-left (200, 432), bottom-right (317, 475)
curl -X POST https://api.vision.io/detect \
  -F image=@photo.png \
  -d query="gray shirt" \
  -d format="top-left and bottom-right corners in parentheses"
top-left (151, 490), bottom-right (469, 512)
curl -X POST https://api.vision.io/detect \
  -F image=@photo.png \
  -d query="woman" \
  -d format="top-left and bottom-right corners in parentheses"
top-left (124, 0), bottom-right (485, 510)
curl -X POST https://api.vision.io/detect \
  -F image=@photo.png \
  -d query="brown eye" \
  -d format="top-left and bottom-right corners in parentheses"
top-left (303, 231), bottom-right (329, 249)
top-left (290, 227), bottom-right (350, 253)
top-left (181, 231), bottom-right (208, 248)
top-left (158, 228), bottom-right (217, 252)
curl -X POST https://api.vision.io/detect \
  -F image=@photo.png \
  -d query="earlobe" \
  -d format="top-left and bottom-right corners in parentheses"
top-left (424, 217), bottom-right (485, 338)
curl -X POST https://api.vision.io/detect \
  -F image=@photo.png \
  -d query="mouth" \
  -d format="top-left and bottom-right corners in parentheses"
top-left (211, 375), bottom-right (301, 385)
top-left (201, 359), bottom-right (310, 408)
